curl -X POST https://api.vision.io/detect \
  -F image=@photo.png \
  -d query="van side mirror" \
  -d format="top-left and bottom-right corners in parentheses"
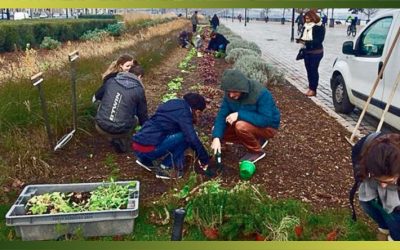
top-left (342, 41), bottom-right (354, 55)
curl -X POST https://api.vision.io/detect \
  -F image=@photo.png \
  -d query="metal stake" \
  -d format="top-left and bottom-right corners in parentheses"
top-left (54, 50), bottom-right (80, 151)
top-left (31, 72), bottom-right (54, 150)
top-left (376, 70), bottom-right (400, 132)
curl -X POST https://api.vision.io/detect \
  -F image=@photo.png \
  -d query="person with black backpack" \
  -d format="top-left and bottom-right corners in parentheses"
top-left (350, 132), bottom-right (400, 241)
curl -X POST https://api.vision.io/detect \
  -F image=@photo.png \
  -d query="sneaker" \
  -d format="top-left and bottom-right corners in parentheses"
top-left (260, 139), bottom-right (269, 149)
top-left (239, 151), bottom-right (266, 163)
top-left (155, 168), bottom-right (183, 180)
top-left (111, 139), bottom-right (127, 153)
top-left (136, 158), bottom-right (155, 172)
top-left (160, 164), bottom-right (171, 170)
top-left (378, 228), bottom-right (390, 235)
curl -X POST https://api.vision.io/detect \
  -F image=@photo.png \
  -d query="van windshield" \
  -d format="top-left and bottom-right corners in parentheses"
top-left (358, 17), bottom-right (393, 57)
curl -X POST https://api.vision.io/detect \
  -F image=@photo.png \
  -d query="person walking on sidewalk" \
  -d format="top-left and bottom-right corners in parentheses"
top-left (94, 55), bottom-right (148, 153)
top-left (191, 11), bottom-right (199, 33)
top-left (296, 10), bottom-right (325, 97)
top-left (210, 14), bottom-right (220, 31)
top-left (132, 93), bottom-right (209, 179)
top-left (350, 132), bottom-right (400, 241)
top-left (210, 69), bottom-right (280, 164)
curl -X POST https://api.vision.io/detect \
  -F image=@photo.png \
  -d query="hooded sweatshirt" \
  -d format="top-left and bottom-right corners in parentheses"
top-left (95, 72), bottom-right (148, 134)
top-left (132, 99), bottom-right (209, 165)
top-left (212, 69), bottom-right (280, 139)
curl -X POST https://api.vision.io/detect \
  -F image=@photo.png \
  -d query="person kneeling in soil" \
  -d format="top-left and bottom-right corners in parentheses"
top-left (206, 31), bottom-right (230, 53)
top-left (178, 30), bottom-right (194, 49)
top-left (210, 69), bottom-right (280, 163)
top-left (350, 132), bottom-right (400, 241)
top-left (132, 93), bottom-right (209, 179)
top-left (94, 54), bottom-right (148, 153)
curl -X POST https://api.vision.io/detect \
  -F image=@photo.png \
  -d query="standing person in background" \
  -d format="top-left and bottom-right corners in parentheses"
top-left (238, 14), bottom-right (242, 22)
top-left (296, 10), bottom-right (325, 97)
top-left (295, 12), bottom-right (305, 35)
top-left (322, 13), bottom-right (328, 27)
top-left (191, 11), bottom-right (199, 33)
top-left (94, 54), bottom-right (148, 153)
top-left (211, 14), bottom-right (220, 31)
top-left (350, 133), bottom-right (400, 241)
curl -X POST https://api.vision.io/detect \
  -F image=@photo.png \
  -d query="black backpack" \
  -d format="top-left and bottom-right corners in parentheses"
top-left (349, 132), bottom-right (382, 221)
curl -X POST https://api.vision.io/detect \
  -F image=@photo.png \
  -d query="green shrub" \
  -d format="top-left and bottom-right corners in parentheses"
top-left (225, 48), bottom-right (259, 64)
top-left (106, 23), bottom-right (125, 36)
top-left (234, 54), bottom-right (269, 84)
top-left (226, 39), bottom-right (262, 55)
top-left (80, 28), bottom-right (109, 41)
top-left (0, 19), bottom-right (116, 52)
top-left (39, 37), bottom-right (61, 50)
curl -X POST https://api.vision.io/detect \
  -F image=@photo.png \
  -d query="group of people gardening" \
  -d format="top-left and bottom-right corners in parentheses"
top-left (93, 11), bottom-right (400, 241)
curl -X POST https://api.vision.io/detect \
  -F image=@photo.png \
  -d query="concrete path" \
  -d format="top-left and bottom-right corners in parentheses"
top-left (221, 20), bottom-right (395, 136)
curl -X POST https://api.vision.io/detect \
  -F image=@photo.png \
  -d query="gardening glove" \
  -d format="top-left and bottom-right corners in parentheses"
top-left (225, 112), bottom-right (238, 125)
top-left (211, 138), bottom-right (221, 155)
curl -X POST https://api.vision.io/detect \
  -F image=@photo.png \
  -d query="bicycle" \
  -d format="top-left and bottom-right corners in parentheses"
top-left (347, 23), bottom-right (357, 37)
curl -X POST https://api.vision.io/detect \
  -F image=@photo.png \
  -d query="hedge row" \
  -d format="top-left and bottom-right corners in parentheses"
top-left (0, 19), bottom-right (117, 52)
top-left (77, 14), bottom-right (117, 19)
top-left (125, 17), bottom-right (176, 32)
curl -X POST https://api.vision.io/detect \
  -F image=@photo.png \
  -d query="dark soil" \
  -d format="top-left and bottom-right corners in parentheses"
top-left (14, 43), bottom-right (355, 213)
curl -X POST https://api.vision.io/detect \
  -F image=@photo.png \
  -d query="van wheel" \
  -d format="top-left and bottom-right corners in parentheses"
top-left (332, 74), bottom-right (355, 114)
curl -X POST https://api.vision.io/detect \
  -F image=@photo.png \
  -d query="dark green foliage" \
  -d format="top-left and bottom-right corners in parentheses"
top-left (78, 14), bottom-right (116, 19)
top-left (0, 19), bottom-right (117, 52)
top-left (106, 23), bottom-right (125, 36)
top-left (40, 37), bottom-right (61, 50)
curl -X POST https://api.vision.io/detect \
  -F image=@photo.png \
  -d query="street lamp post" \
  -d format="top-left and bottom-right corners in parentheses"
top-left (244, 8), bottom-right (247, 27)
top-left (291, 8), bottom-right (295, 42)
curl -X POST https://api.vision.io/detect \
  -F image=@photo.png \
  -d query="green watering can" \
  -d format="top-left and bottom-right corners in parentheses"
top-left (239, 160), bottom-right (256, 180)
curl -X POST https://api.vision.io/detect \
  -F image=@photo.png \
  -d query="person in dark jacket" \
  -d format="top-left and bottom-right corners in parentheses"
top-left (296, 10), bottom-right (325, 97)
top-left (210, 14), bottom-right (220, 31)
top-left (351, 133), bottom-right (400, 241)
top-left (211, 69), bottom-right (280, 164)
top-left (94, 55), bottom-right (148, 153)
top-left (132, 93), bottom-right (209, 179)
top-left (178, 30), bottom-right (194, 48)
top-left (207, 31), bottom-right (230, 52)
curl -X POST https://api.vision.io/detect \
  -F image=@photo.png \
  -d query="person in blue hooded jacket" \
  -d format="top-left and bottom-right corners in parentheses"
top-left (211, 69), bottom-right (280, 163)
top-left (132, 93), bottom-right (209, 180)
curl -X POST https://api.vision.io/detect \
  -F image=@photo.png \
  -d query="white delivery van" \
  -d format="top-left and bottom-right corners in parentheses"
top-left (330, 10), bottom-right (400, 130)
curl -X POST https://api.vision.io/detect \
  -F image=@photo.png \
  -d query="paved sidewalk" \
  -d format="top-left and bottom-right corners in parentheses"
top-left (221, 20), bottom-right (395, 135)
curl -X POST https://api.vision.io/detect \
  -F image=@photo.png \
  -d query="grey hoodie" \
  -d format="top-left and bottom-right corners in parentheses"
top-left (95, 72), bottom-right (148, 134)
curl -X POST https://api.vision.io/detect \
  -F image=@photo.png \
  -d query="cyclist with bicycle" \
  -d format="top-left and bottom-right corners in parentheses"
top-left (346, 15), bottom-right (358, 36)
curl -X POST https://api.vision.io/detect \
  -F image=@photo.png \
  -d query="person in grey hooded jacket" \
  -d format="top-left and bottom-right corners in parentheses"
top-left (95, 71), bottom-right (148, 153)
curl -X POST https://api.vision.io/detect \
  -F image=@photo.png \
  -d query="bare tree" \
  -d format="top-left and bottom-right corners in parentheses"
top-left (363, 9), bottom-right (379, 22)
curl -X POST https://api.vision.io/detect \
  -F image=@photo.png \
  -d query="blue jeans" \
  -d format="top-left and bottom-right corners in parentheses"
top-left (360, 200), bottom-right (400, 240)
top-left (134, 133), bottom-right (188, 170)
top-left (304, 52), bottom-right (323, 92)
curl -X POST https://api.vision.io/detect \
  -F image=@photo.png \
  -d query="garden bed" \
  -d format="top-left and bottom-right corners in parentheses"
top-left (1, 26), bottom-right (376, 240)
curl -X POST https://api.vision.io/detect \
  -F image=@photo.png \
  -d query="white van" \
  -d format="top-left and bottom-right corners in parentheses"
top-left (331, 9), bottom-right (400, 131)
top-left (13, 12), bottom-right (30, 20)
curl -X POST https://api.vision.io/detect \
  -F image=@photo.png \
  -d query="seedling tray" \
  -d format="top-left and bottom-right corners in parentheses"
top-left (5, 181), bottom-right (139, 241)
